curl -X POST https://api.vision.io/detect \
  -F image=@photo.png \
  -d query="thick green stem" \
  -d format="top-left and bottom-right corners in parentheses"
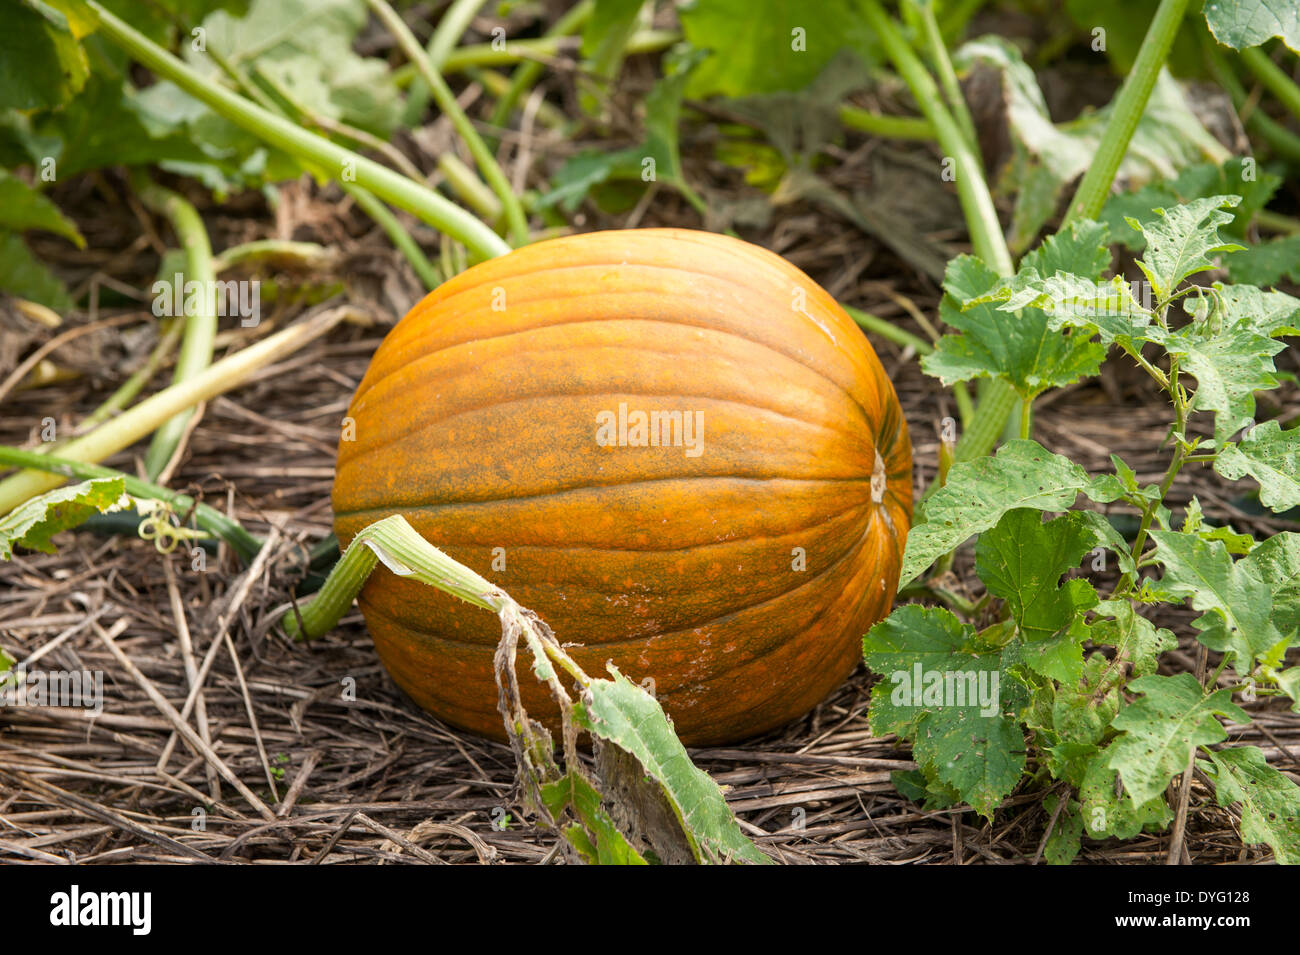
top-left (489, 0), bottom-right (594, 129)
top-left (843, 303), bottom-right (934, 353)
top-left (838, 105), bottom-right (935, 140)
top-left (405, 0), bottom-right (486, 121)
top-left (133, 176), bottom-right (218, 481)
top-left (368, 0), bottom-right (529, 247)
top-left (857, 0), bottom-right (1010, 276)
top-left (1239, 46), bottom-right (1300, 126)
top-left (282, 515), bottom-right (502, 639)
top-left (0, 446), bottom-right (262, 563)
top-left (914, 0), bottom-right (979, 159)
top-left (438, 153), bottom-right (502, 223)
top-left (85, 1), bottom-right (509, 260)
top-left (395, 29), bottom-right (680, 83)
top-left (343, 182), bottom-right (442, 289)
top-left (0, 309), bottom-right (345, 514)
top-left (856, 0), bottom-right (1017, 462)
top-left (1064, 0), bottom-right (1191, 224)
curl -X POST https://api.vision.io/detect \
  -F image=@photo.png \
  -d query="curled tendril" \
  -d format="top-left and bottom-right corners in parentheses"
top-left (135, 498), bottom-right (210, 554)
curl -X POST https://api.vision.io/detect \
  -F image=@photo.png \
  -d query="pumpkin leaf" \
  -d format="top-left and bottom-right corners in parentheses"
top-left (901, 439), bottom-right (1122, 586)
top-left (1165, 323), bottom-right (1285, 443)
top-left (678, 0), bottom-right (877, 98)
top-left (0, 0), bottom-right (91, 111)
top-left (1201, 746), bottom-right (1300, 864)
top-left (1149, 530), bottom-right (1285, 672)
top-left (1106, 673), bottom-right (1247, 807)
top-left (1078, 752), bottom-right (1173, 839)
top-left (0, 170), bottom-right (84, 246)
top-left (1042, 792), bottom-right (1083, 865)
top-left (1215, 419), bottom-right (1300, 512)
top-left (975, 510), bottom-right (1106, 683)
top-left (1203, 0), bottom-right (1300, 52)
top-left (1127, 195), bottom-right (1246, 303)
top-left (862, 605), bottom-right (1028, 820)
top-left (0, 477), bottom-right (128, 561)
top-left (922, 254), bottom-right (1106, 399)
top-left (574, 665), bottom-right (769, 865)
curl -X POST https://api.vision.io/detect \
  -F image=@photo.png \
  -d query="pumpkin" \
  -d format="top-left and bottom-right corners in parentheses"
top-left (332, 228), bottom-right (912, 745)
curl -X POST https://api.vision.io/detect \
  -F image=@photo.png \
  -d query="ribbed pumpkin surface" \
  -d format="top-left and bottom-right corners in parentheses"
top-left (332, 228), bottom-right (912, 745)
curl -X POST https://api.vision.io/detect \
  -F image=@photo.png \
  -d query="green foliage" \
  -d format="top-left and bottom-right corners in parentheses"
top-left (1214, 420), bottom-right (1300, 511)
top-left (922, 254), bottom-right (1107, 399)
top-left (900, 440), bottom-right (1121, 585)
top-left (1125, 195), bottom-right (1245, 302)
top-left (863, 605), bottom-right (1026, 819)
top-left (875, 194), bottom-right (1300, 864)
top-left (0, 1), bottom-right (91, 110)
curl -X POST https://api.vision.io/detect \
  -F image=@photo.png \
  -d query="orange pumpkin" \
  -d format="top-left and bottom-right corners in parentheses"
top-left (332, 229), bottom-right (911, 745)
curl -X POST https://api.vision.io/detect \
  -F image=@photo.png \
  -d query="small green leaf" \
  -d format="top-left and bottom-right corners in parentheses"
top-left (1215, 420), bottom-right (1300, 512)
top-left (1042, 793), bottom-right (1083, 865)
top-left (1202, 746), bottom-right (1300, 864)
top-left (0, 477), bottom-right (128, 560)
top-left (1214, 284), bottom-right (1300, 338)
top-left (1167, 325), bottom-right (1284, 442)
top-left (1092, 599), bottom-right (1177, 679)
top-left (1127, 195), bottom-right (1246, 302)
top-left (1107, 673), bottom-right (1248, 806)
